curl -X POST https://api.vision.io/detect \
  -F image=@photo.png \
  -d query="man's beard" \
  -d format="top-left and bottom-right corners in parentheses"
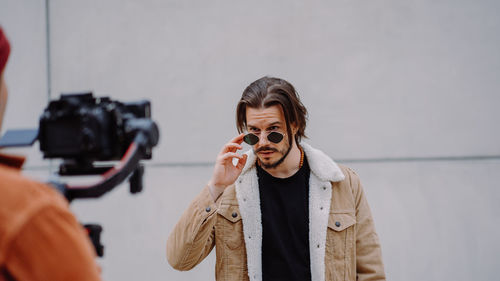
top-left (254, 141), bottom-right (292, 169)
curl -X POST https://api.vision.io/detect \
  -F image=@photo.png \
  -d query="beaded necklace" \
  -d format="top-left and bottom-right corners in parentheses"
top-left (298, 145), bottom-right (304, 169)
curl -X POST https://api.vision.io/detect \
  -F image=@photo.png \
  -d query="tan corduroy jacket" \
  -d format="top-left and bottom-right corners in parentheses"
top-left (167, 143), bottom-right (385, 281)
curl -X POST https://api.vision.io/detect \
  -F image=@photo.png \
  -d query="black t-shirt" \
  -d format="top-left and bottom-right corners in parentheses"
top-left (257, 156), bottom-right (311, 281)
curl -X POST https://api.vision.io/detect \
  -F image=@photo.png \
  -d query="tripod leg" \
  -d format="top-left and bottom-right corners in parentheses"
top-left (129, 164), bottom-right (144, 194)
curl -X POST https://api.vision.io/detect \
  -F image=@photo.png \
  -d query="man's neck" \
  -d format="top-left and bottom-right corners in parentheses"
top-left (261, 141), bottom-right (302, 178)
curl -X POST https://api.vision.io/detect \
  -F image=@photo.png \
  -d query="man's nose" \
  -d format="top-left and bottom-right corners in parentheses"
top-left (258, 133), bottom-right (270, 146)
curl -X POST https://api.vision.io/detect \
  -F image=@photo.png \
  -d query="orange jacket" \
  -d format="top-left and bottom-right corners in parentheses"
top-left (0, 153), bottom-right (101, 281)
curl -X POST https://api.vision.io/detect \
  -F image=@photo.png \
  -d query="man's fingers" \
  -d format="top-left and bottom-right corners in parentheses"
top-left (219, 134), bottom-right (245, 154)
top-left (222, 142), bottom-right (243, 153)
top-left (220, 152), bottom-right (243, 162)
top-left (236, 154), bottom-right (248, 170)
top-left (229, 133), bottom-right (245, 145)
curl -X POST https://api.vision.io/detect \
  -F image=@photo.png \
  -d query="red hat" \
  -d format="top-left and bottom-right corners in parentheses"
top-left (0, 27), bottom-right (11, 75)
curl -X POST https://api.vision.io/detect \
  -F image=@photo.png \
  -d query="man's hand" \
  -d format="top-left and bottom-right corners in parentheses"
top-left (208, 134), bottom-right (248, 201)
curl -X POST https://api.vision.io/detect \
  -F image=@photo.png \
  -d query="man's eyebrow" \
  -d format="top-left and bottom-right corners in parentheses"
top-left (246, 125), bottom-right (259, 130)
top-left (247, 121), bottom-right (281, 128)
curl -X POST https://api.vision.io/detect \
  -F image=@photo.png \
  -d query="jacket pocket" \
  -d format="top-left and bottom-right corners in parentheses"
top-left (216, 205), bottom-right (244, 250)
top-left (327, 212), bottom-right (356, 232)
top-left (325, 212), bottom-right (356, 281)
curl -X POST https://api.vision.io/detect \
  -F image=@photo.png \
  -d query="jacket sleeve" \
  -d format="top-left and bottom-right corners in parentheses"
top-left (166, 185), bottom-right (219, 271)
top-left (348, 168), bottom-right (386, 281)
top-left (4, 204), bottom-right (102, 281)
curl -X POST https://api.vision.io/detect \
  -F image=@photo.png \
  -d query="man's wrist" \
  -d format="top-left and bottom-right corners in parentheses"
top-left (207, 181), bottom-right (226, 202)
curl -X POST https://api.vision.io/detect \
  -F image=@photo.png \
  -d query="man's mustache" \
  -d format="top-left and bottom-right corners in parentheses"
top-left (255, 147), bottom-right (279, 153)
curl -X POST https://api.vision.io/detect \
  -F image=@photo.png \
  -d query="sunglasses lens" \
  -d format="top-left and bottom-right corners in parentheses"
top-left (243, 133), bottom-right (259, 145)
top-left (267, 132), bottom-right (284, 143)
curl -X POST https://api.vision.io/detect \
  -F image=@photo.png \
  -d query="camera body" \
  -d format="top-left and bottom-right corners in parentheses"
top-left (38, 92), bottom-right (153, 163)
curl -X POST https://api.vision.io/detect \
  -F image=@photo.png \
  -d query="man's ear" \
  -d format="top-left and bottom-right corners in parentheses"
top-left (290, 122), bottom-right (299, 135)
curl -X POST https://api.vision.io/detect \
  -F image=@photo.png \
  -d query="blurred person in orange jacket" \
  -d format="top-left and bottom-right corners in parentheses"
top-left (0, 27), bottom-right (101, 281)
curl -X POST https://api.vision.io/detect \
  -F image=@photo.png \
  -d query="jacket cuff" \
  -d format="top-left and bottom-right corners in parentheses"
top-left (194, 185), bottom-right (220, 220)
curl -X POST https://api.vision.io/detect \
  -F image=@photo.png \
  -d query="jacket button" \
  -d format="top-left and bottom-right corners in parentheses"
top-left (317, 244), bottom-right (320, 248)
top-left (205, 207), bottom-right (211, 212)
top-left (323, 186), bottom-right (327, 190)
top-left (335, 221), bottom-right (341, 227)
top-left (232, 212), bottom-right (238, 218)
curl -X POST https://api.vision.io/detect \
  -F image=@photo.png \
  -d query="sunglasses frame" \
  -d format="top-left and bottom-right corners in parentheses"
top-left (243, 131), bottom-right (284, 145)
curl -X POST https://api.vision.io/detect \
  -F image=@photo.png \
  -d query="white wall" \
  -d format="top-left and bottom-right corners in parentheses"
top-left (1, 0), bottom-right (499, 280)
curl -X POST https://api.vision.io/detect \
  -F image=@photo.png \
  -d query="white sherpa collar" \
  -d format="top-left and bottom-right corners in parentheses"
top-left (236, 143), bottom-right (345, 281)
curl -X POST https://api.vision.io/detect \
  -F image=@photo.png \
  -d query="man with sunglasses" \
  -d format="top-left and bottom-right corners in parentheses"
top-left (167, 77), bottom-right (386, 281)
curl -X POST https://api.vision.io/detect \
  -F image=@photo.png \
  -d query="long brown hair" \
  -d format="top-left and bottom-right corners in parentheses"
top-left (236, 76), bottom-right (308, 144)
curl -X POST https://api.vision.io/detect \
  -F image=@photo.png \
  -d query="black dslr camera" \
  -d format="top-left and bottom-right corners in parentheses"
top-left (37, 93), bottom-right (160, 201)
top-left (38, 93), bottom-right (158, 181)
top-left (39, 92), bottom-right (156, 163)
top-left (0, 92), bottom-right (160, 257)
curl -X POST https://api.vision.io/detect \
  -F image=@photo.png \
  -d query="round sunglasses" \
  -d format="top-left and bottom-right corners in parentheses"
top-left (243, 131), bottom-right (284, 145)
